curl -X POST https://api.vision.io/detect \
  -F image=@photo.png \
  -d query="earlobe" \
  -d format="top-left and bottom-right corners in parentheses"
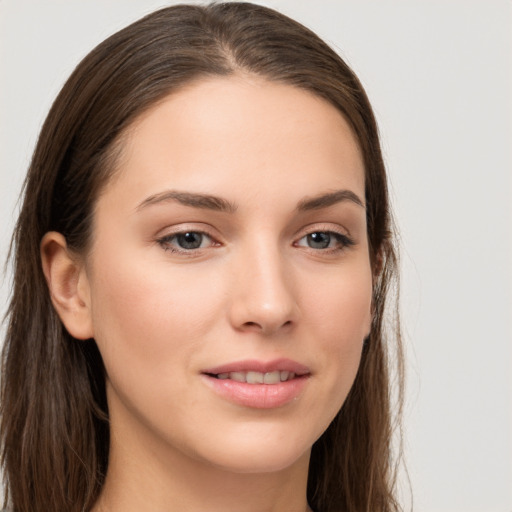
top-left (40, 232), bottom-right (94, 340)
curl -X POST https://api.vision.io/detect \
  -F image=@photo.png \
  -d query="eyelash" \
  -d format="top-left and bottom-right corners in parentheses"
top-left (294, 230), bottom-right (355, 254)
top-left (156, 230), bottom-right (218, 255)
top-left (156, 228), bottom-right (355, 256)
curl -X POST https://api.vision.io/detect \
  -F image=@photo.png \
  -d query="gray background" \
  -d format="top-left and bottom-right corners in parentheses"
top-left (1, 1), bottom-right (511, 511)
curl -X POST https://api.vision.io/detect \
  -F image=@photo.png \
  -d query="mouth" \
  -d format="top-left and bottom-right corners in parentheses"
top-left (206, 370), bottom-right (300, 384)
top-left (201, 359), bottom-right (310, 409)
top-left (202, 358), bottom-right (310, 382)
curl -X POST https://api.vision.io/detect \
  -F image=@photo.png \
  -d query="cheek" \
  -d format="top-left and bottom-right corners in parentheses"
top-left (86, 251), bottom-right (229, 445)
top-left (86, 246), bottom-right (222, 378)
top-left (302, 258), bottom-right (372, 411)
top-left (305, 258), bottom-right (373, 346)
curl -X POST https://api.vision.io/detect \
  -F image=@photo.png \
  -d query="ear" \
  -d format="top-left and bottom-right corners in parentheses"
top-left (40, 232), bottom-right (94, 340)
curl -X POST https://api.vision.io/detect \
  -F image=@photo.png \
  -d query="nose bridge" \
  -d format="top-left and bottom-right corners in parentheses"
top-left (229, 233), bottom-right (298, 334)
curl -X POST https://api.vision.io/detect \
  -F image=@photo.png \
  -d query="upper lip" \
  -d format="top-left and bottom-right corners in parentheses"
top-left (202, 358), bottom-right (310, 376)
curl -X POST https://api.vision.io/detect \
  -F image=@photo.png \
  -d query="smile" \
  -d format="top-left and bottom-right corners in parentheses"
top-left (201, 359), bottom-right (310, 409)
top-left (212, 370), bottom-right (297, 384)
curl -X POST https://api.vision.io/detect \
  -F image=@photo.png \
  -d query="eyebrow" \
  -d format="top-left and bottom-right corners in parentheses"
top-left (136, 188), bottom-right (364, 214)
top-left (296, 189), bottom-right (365, 211)
top-left (136, 190), bottom-right (237, 213)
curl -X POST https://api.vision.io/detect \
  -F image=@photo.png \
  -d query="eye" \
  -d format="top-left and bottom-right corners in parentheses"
top-left (296, 231), bottom-right (354, 251)
top-left (157, 231), bottom-right (215, 253)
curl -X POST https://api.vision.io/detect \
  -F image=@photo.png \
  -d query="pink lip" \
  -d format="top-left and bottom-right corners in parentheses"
top-left (201, 358), bottom-right (310, 409)
top-left (202, 358), bottom-right (310, 376)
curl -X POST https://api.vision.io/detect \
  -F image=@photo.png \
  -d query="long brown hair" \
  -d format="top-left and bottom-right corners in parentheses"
top-left (1, 3), bottom-right (403, 511)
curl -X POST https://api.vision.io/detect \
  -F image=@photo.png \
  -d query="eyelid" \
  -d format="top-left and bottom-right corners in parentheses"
top-left (294, 222), bottom-right (353, 240)
top-left (155, 222), bottom-right (219, 240)
top-left (155, 224), bottom-right (221, 255)
top-left (293, 223), bottom-right (356, 252)
top-left (153, 222), bottom-right (356, 256)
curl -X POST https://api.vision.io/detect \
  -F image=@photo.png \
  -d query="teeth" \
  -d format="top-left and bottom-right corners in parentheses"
top-left (263, 371), bottom-right (280, 384)
top-left (246, 371), bottom-right (264, 384)
top-left (216, 370), bottom-right (297, 384)
top-left (230, 372), bottom-right (246, 383)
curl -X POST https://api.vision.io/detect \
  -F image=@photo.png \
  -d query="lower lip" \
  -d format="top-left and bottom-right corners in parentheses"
top-left (202, 374), bottom-right (309, 409)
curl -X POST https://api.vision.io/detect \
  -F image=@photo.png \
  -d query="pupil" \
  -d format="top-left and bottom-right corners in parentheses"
top-left (177, 232), bottom-right (202, 249)
top-left (308, 232), bottom-right (330, 249)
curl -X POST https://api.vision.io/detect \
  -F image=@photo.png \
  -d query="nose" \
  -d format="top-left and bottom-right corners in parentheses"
top-left (227, 243), bottom-right (300, 336)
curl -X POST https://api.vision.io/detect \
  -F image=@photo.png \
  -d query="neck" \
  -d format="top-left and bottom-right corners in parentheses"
top-left (94, 449), bottom-right (311, 512)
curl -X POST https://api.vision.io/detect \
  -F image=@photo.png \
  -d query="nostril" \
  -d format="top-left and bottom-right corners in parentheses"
top-left (240, 319), bottom-right (294, 334)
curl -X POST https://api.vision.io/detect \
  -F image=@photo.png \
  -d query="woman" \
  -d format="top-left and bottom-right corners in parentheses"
top-left (1, 3), bottom-right (403, 512)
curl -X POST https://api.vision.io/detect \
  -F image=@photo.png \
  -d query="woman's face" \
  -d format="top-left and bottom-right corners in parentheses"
top-left (83, 75), bottom-right (372, 473)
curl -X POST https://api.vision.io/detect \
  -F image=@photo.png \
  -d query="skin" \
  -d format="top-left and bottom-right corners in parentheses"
top-left (42, 75), bottom-right (373, 512)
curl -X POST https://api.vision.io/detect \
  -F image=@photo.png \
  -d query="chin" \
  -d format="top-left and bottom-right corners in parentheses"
top-left (210, 447), bottom-right (310, 475)
top-left (189, 425), bottom-right (314, 474)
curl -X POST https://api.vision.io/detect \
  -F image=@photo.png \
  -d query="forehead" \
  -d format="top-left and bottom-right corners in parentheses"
top-left (103, 75), bottom-right (365, 209)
